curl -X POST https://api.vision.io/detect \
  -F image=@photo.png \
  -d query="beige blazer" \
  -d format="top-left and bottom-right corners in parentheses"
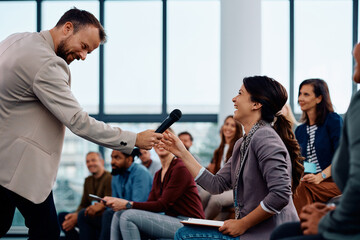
top-left (0, 31), bottom-right (136, 203)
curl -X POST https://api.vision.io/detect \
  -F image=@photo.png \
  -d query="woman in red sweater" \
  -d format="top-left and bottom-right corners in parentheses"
top-left (104, 144), bottom-right (204, 240)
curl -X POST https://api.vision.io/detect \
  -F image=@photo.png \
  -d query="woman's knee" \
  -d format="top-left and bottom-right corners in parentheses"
top-left (119, 209), bottom-right (139, 227)
top-left (119, 209), bottom-right (133, 222)
top-left (175, 226), bottom-right (192, 240)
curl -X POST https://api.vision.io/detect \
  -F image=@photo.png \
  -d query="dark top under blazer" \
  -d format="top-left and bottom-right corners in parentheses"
top-left (295, 112), bottom-right (343, 170)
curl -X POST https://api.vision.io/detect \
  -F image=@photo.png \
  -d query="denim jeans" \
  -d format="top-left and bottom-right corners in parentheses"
top-left (77, 207), bottom-right (114, 240)
top-left (174, 226), bottom-right (239, 240)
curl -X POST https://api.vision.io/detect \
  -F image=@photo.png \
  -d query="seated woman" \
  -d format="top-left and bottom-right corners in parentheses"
top-left (201, 115), bottom-right (242, 220)
top-left (103, 135), bottom-right (205, 240)
top-left (270, 42), bottom-right (360, 240)
top-left (293, 78), bottom-right (342, 215)
top-left (161, 76), bottom-right (304, 240)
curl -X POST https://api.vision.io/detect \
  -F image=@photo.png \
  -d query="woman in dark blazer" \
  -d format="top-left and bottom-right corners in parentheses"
top-left (161, 76), bottom-right (304, 240)
top-left (293, 79), bottom-right (342, 215)
top-left (270, 42), bottom-right (360, 240)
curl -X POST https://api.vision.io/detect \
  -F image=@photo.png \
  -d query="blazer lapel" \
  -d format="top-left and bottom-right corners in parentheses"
top-left (239, 147), bottom-right (250, 175)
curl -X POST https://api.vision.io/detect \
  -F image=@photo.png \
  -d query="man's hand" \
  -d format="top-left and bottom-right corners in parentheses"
top-left (62, 212), bottom-right (78, 232)
top-left (85, 202), bottom-right (105, 217)
top-left (135, 130), bottom-right (163, 150)
top-left (103, 196), bottom-right (128, 211)
top-left (300, 202), bottom-right (335, 235)
top-left (219, 219), bottom-right (250, 237)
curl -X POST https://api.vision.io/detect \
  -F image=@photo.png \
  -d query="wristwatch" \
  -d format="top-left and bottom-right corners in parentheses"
top-left (321, 172), bottom-right (327, 179)
top-left (125, 201), bottom-right (132, 209)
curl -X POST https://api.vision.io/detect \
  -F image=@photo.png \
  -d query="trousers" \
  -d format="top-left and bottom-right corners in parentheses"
top-left (0, 185), bottom-right (60, 239)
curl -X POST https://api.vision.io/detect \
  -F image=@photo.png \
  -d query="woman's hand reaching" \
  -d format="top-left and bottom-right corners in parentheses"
top-left (158, 130), bottom-right (188, 158)
top-left (159, 130), bottom-right (203, 178)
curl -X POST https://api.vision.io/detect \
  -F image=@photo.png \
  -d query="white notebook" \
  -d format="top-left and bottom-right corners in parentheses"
top-left (180, 218), bottom-right (224, 227)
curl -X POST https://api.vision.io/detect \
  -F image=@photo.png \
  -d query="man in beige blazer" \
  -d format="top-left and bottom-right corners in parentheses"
top-left (0, 8), bottom-right (162, 239)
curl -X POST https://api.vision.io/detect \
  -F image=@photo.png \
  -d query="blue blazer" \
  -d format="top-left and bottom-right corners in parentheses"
top-left (295, 112), bottom-right (343, 171)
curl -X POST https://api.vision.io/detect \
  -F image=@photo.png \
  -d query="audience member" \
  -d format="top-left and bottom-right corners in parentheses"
top-left (105, 130), bottom-right (204, 240)
top-left (293, 78), bottom-right (342, 215)
top-left (270, 43), bottom-right (360, 240)
top-left (77, 149), bottom-right (152, 240)
top-left (58, 152), bottom-right (112, 240)
top-left (178, 131), bottom-right (202, 162)
top-left (138, 149), bottom-right (161, 177)
top-left (161, 76), bottom-right (304, 240)
top-left (201, 116), bottom-right (242, 220)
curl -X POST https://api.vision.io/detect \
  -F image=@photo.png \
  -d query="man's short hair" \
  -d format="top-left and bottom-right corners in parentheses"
top-left (86, 151), bottom-right (104, 160)
top-left (55, 7), bottom-right (107, 43)
top-left (178, 131), bottom-right (193, 141)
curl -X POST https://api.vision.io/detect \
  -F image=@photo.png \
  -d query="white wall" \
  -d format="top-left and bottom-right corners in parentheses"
top-left (219, 0), bottom-right (262, 124)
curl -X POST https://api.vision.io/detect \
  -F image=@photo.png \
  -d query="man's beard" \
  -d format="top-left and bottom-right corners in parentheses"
top-left (56, 38), bottom-right (77, 64)
top-left (111, 166), bottom-right (127, 176)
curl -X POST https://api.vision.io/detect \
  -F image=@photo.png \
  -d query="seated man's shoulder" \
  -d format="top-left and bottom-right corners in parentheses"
top-left (84, 175), bottom-right (93, 182)
top-left (103, 170), bottom-right (112, 179)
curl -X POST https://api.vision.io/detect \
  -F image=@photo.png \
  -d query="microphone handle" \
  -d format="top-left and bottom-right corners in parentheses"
top-left (155, 117), bottom-right (176, 133)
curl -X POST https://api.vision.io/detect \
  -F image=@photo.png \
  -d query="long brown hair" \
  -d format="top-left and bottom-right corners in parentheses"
top-left (209, 115), bottom-right (242, 174)
top-left (299, 78), bottom-right (334, 126)
top-left (243, 76), bottom-right (304, 192)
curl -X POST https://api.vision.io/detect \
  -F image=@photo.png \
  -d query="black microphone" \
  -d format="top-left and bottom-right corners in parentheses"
top-left (155, 109), bottom-right (182, 133)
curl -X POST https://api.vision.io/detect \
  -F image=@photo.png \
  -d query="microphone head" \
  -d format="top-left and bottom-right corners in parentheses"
top-left (169, 109), bottom-right (182, 121)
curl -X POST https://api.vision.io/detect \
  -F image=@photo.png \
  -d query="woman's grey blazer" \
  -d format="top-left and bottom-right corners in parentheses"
top-left (0, 31), bottom-right (136, 203)
top-left (197, 125), bottom-right (299, 240)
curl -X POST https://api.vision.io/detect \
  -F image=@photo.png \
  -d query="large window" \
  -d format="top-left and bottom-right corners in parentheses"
top-left (0, 1), bottom-right (36, 41)
top-left (167, 0), bottom-right (220, 114)
top-left (104, 1), bottom-right (163, 114)
top-left (293, 0), bottom-right (353, 114)
top-left (261, 0), bottom-right (290, 92)
top-left (261, 0), bottom-right (354, 115)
